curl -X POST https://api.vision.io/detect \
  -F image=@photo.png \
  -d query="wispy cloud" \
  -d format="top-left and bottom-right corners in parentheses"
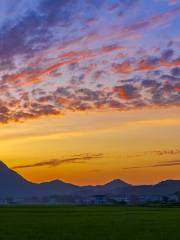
top-left (152, 160), bottom-right (180, 167)
top-left (118, 149), bottom-right (180, 160)
top-left (13, 153), bottom-right (103, 169)
top-left (146, 149), bottom-right (180, 156)
top-left (124, 159), bottom-right (180, 170)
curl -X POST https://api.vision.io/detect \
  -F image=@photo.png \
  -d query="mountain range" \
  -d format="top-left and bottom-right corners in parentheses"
top-left (0, 161), bottom-right (180, 198)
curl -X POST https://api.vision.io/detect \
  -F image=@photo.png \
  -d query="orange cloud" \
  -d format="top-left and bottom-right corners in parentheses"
top-left (174, 87), bottom-right (180, 91)
top-left (112, 61), bottom-right (134, 74)
top-left (117, 87), bottom-right (130, 100)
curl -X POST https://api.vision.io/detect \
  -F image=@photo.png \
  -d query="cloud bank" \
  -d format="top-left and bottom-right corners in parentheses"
top-left (0, 0), bottom-right (179, 124)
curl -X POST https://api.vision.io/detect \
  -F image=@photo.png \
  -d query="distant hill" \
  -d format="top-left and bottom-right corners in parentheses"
top-left (76, 179), bottom-right (131, 196)
top-left (0, 161), bottom-right (79, 198)
top-left (38, 179), bottom-right (79, 195)
top-left (0, 161), bottom-right (36, 197)
top-left (120, 180), bottom-right (180, 196)
top-left (0, 161), bottom-right (180, 198)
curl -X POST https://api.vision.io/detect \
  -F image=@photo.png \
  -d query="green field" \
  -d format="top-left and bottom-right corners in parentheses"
top-left (0, 206), bottom-right (180, 240)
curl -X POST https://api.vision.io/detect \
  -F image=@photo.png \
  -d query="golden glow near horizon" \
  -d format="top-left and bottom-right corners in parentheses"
top-left (1, 107), bottom-right (180, 185)
top-left (0, 0), bottom-right (180, 186)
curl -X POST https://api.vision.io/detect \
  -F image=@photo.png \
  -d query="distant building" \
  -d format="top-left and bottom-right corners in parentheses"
top-left (129, 195), bottom-right (140, 205)
top-left (175, 192), bottom-right (180, 202)
top-left (140, 195), bottom-right (162, 203)
top-left (0, 199), bottom-right (8, 205)
top-left (168, 194), bottom-right (179, 202)
top-left (108, 195), bottom-right (129, 204)
top-left (93, 195), bottom-right (107, 204)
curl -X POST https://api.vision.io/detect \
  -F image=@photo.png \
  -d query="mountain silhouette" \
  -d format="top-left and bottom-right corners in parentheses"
top-left (0, 161), bottom-right (180, 198)
top-left (120, 180), bottom-right (180, 196)
top-left (0, 161), bottom-right (79, 197)
top-left (0, 161), bottom-right (36, 197)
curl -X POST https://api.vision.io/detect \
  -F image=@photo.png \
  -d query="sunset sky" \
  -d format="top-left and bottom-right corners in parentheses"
top-left (0, 0), bottom-right (180, 185)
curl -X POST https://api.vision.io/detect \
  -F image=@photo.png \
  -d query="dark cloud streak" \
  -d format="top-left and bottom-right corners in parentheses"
top-left (13, 153), bottom-right (103, 169)
top-left (124, 160), bottom-right (180, 170)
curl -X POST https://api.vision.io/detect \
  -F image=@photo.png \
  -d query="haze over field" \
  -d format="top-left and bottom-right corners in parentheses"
top-left (0, 0), bottom-right (180, 185)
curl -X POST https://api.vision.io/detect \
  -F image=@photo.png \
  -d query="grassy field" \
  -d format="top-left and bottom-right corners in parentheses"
top-left (0, 206), bottom-right (180, 240)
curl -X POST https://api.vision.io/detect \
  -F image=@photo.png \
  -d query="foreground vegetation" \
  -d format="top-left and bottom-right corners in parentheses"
top-left (0, 206), bottom-right (180, 240)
